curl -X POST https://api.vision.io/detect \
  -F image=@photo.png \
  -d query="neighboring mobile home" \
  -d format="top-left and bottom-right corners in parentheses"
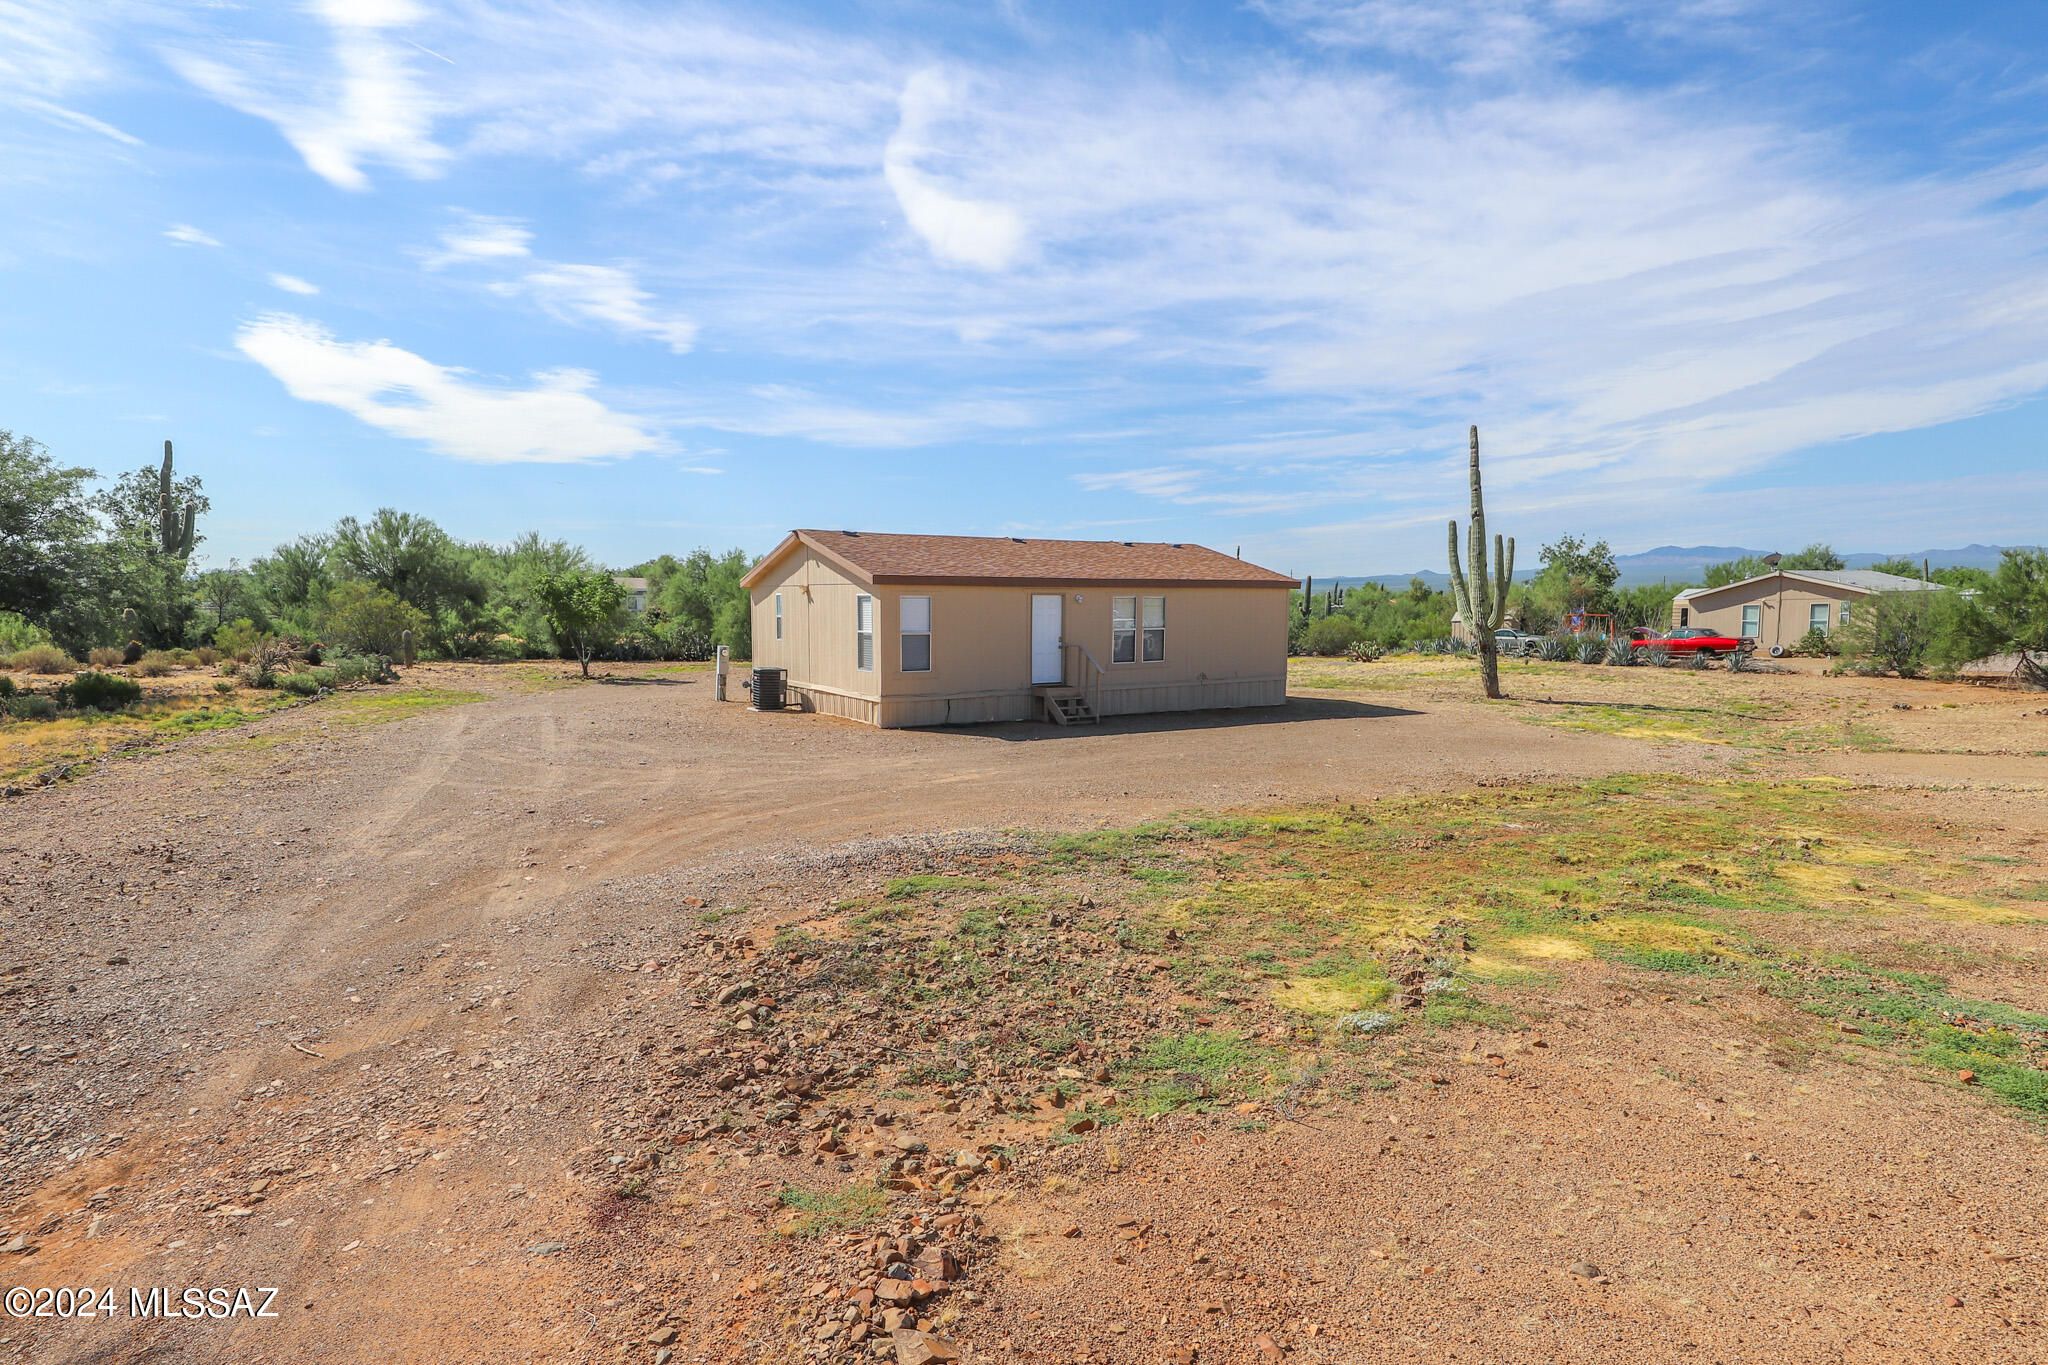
top-left (1670, 569), bottom-right (1945, 653)
top-left (742, 530), bottom-right (1297, 727)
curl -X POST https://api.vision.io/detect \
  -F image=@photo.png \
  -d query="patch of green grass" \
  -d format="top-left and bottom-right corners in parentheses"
top-left (773, 1184), bottom-right (889, 1238)
top-left (884, 874), bottom-right (998, 899)
top-left (1120, 1029), bottom-right (1276, 1115)
top-left (1615, 947), bottom-right (1732, 976)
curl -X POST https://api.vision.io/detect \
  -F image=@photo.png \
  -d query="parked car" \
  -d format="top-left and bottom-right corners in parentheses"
top-left (1490, 628), bottom-right (1543, 657)
top-left (1633, 627), bottom-right (1750, 658)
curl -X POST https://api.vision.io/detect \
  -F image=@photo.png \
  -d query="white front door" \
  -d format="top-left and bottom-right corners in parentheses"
top-left (1030, 594), bottom-right (1064, 685)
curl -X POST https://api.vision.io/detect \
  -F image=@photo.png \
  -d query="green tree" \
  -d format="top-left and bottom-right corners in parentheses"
top-left (319, 581), bottom-right (428, 657)
top-left (330, 510), bottom-right (488, 651)
top-left (532, 570), bottom-right (627, 676)
top-left (0, 430), bottom-right (101, 642)
top-left (1832, 590), bottom-right (1948, 677)
top-left (1935, 549), bottom-right (2048, 687)
top-left (1864, 557), bottom-right (1924, 579)
top-left (1784, 543), bottom-right (1846, 572)
top-left (1535, 534), bottom-right (1619, 612)
top-left (195, 561), bottom-right (248, 636)
top-left (248, 534), bottom-right (336, 633)
top-left (1703, 543), bottom-right (1845, 589)
top-left (1611, 582), bottom-right (1678, 630)
top-left (92, 442), bottom-right (211, 647)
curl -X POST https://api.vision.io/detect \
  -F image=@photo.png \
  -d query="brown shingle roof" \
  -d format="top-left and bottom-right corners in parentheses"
top-left (745, 530), bottom-right (1297, 589)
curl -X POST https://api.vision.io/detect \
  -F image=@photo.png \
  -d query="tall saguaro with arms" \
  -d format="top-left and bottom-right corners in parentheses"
top-left (1448, 425), bottom-right (1516, 700)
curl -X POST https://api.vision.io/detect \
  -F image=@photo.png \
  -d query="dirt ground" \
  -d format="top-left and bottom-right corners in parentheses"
top-left (1, 656), bottom-right (2043, 1364)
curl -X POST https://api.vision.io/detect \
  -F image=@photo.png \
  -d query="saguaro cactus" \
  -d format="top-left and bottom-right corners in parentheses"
top-left (1447, 425), bottom-right (1516, 699)
top-left (158, 440), bottom-right (196, 558)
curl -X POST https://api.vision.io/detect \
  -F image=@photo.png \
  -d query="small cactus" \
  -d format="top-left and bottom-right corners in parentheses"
top-left (400, 628), bottom-right (415, 666)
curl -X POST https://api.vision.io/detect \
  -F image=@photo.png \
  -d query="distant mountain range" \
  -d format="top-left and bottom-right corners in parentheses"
top-left (1315, 544), bottom-right (2038, 592)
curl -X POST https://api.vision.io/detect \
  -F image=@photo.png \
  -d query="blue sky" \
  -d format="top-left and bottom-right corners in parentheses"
top-left (3, 0), bottom-right (2044, 576)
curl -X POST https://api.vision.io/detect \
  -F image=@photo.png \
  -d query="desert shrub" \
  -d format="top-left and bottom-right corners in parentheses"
top-left (1790, 626), bottom-right (1832, 657)
top-left (1832, 590), bottom-right (1947, 678)
top-left (323, 654), bottom-right (394, 685)
top-left (8, 643), bottom-right (74, 674)
top-left (195, 646), bottom-right (219, 666)
top-left (277, 672), bottom-right (321, 697)
top-left (57, 671), bottom-right (142, 711)
top-left (1344, 640), bottom-right (1385, 663)
top-left (6, 694), bottom-right (57, 721)
top-left (168, 649), bottom-right (197, 666)
top-left (135, 650), bottom-right (177, 676)
top-left (122, 639), bottom-right (143, 665)
top-left (0, 611), bottom-right (51, 654)
top-left (1301, 614), bottom-right (1363, 656)
top-left (215, 618), bottom-right (266, 662)
top-left (320, 582), bottom-right (427, 658)
top-left (212, 679), bottom-right (236, 695)
top-left (88, 646), bottom-right (123, 667)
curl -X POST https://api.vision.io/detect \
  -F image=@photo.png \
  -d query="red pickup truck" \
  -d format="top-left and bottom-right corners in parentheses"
top-left (1630, 627), bottom-right (1750, 658)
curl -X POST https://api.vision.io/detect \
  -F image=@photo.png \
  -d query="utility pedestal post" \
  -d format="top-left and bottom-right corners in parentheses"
top-left (714, 646), bottom-right (728, 701)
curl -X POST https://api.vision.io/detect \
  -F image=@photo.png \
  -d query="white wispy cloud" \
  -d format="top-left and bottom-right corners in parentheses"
top-left (883, 69), bottom-right (1028, 271)
top-left (502, 263), bottom-right (697, 354)
top-left (235, 312), bottom-right (666, 463)
top-left (31, 0), bottom-right (2048, 562)
top-left (269, 272), bottom-right (319, 295)
top-left (424, 214), bottom-right (697, 352)
top-left (164, 223), bottom-right (221, 247)
top-left (420, 212), bottom-right (532, 268)
top-left (163, 0), bottom-right (448, 192)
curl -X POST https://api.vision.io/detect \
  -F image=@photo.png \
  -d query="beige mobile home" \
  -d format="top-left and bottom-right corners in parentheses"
top-left (741, 530), bottom-right (1297, 727)
top-left (1669, 568), bottom-right (1946, 654)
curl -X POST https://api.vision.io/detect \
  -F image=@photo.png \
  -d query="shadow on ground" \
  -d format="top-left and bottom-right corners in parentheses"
top-left (916, 694), bottom-right (1422, 741)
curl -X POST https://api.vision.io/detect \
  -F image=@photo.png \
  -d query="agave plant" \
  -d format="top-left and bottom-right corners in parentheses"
top-left (1643, 645), bottom-right (1673, 668)
top-left (1444, 636), bottom-right (1472, 655)
top-left (1688, 650), bottom-right (1713, 670)
top-left (1728, 649), bottom-right (1755, 672)
top-left (1539, 634), bottom-right (1569, 662)
top-left (1604, 635), bottom-right (1634, 666)
top-left (1575, 635), bottom-right (1604, 664)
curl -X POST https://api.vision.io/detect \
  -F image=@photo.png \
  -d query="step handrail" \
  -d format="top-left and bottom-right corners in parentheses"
top-left (1061, 640), bottom-right (1106, 718)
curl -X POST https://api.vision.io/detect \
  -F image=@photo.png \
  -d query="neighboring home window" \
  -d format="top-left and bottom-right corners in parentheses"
top-left (1740, 605), bottom-right (1761, 639)
top-left (901, 596), bottom-right (931, 672)
top-left (1678, 607), bottom-right (1689, 627)
top-left (1840, 604), bottom-right (1852, 626)
top-left (1112, 595), bottom-right (1165, 663)
top-left (774, 593), bottom-right (783, 641)
top-left (855, 594), bottom-right (874, 670)
top-left (1809, 603), bottom-right (1830, 634)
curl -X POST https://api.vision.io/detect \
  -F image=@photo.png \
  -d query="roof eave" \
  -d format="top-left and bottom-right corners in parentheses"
top-left (866, 574), bottom-right (1298, 589)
